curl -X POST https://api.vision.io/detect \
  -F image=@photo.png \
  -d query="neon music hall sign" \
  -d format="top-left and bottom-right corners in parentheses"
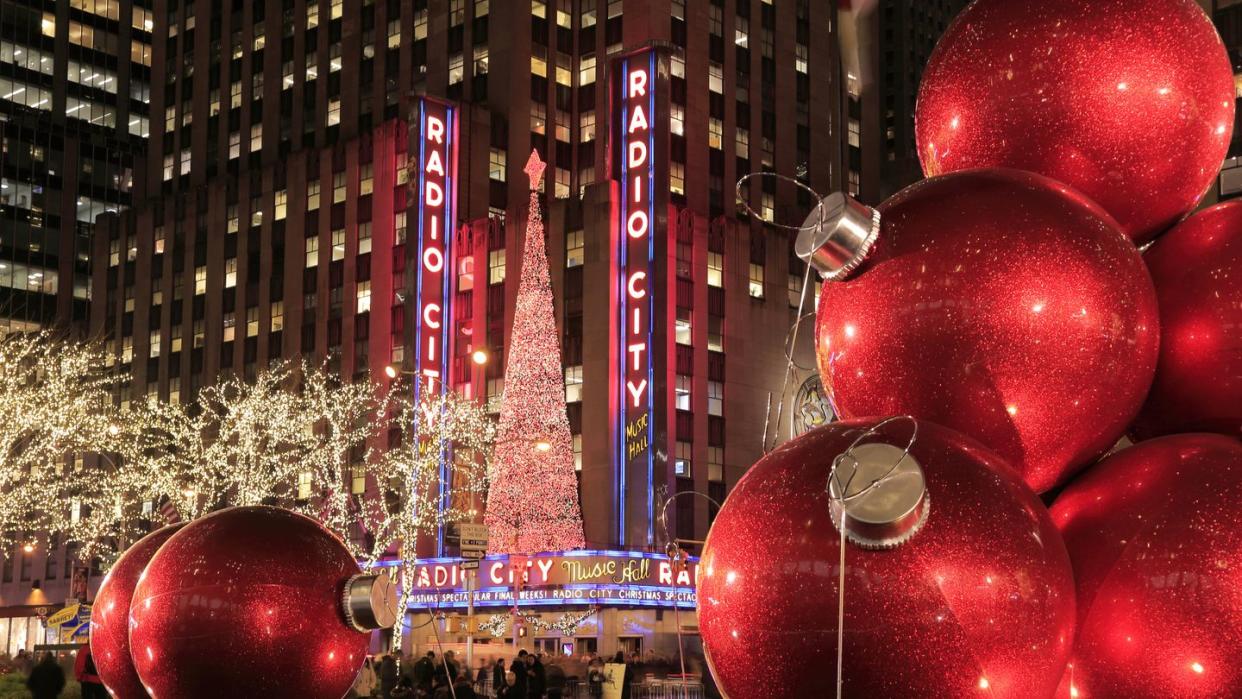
top-left (616, 51), bottom-right (658, 546)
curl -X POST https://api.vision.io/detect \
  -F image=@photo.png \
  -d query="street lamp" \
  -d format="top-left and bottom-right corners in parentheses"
top-left (471, 349), bottom-right (489, 366)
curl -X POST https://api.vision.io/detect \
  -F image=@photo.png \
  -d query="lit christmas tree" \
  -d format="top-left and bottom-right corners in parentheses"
top-left (485, 150), bottom-right (586, 554)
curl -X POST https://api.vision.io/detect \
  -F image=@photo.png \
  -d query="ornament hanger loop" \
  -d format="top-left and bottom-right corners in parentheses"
top-left (829, 415), bottom-right (920, 504)
top-left (784, 312), bottom-right (820, 373)
top-left (735, 172), bottom-right (829, 234)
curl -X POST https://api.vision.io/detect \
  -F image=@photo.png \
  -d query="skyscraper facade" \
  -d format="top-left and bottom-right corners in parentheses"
top-left (0, 0), bottom-right (152, 334)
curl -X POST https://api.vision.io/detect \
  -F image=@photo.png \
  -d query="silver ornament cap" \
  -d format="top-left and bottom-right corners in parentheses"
top-left (828, 442), bottom-right (929, 550)
top-left (795, 192), bottom-right (881, 281)
top-left (342, 571), bottom-right (400, 631)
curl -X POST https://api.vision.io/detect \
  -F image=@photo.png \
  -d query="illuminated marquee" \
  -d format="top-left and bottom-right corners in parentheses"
top-left (414, 99), bottom-right (457, 393)
top-left (616, 51), bottom-right (658, 546)
top-left (382, 550), bottom-right (698, 610)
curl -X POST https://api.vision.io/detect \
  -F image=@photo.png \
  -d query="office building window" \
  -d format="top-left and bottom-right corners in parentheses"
top-left (489, 249), bottom-right (506, 284)
top-left (748, 263), bottom-right (764, 299)
top-left (675, 375), bottom-right (691, 411)
top-left (566, 230), bottom-right (584, 267)
top-left (708, 381), bottom-right (723, 416)
top-left (565, 365), bottom-right (583, 403)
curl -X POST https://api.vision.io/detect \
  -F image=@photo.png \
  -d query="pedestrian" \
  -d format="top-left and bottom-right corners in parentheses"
top-left (492, 658), bottom-right (506, 695)
top-left (511, 652), bottom-right (529, 698)
top-left (452, 672), bottom-right (478, 699)
top-left (587, 659), bottom-right (605, 698)
top-left (380, 652), bottom-right (400, 699)
top-left (349, 656), bottom-right (379, 698)
top-left (544, 658), bottom-right (566, 699)
top-left (528, 652), bottom-right (546, 698)
top-left (74, 644), bottom-right (106, 699)
top-left (412, 651), bottom-right (435, 691)
top-left (444, 649), bottom-right (461, 682)
top-left (26, 653), bottom-right (65, 699)
top-left (15, 648), bottom-right (34, 677)
top-left (495, 671), bottom-right (519, 699)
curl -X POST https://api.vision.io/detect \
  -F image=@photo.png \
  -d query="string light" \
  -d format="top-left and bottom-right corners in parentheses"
top-left (478, 608), bottom-right (598, 639)
top-left (484, 150), bottom-right (585, 555)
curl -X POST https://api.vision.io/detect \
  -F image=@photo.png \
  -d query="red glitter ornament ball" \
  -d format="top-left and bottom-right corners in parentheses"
top-left (1050, 434), bottom-right (1242, 699)
top-left (815, 169), bottom-right (1159, 493)
top-left (90, 524), bottom-right (183, 699)
top-left (916, 0), bottom-right (1235, 243)
top-left (698, 418), bottom-right (1075, 699)
top-left (1131, 201), bottom-right (1242, 440)
top-left (129, 506), bottom-right (370, 699)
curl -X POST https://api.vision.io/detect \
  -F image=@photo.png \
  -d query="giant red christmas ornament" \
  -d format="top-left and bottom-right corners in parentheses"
top-left (804, 169), bottom-right (1159, 493)
top-left (1131, 201), bottom-right (1242, 440)
top-left (90, 524), bottom-right (183, 699)
top-left (1050, 434), bottom-right (1242, 699)
top-left (698, 418), bottom-right (1075, 698)
top-left (915, 0), bottom-right (1235, 243)
top-left (129, 506), bottom-right (397, 699)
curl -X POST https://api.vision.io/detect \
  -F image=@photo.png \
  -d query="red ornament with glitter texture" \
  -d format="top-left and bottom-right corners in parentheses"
top-left (129, 507), bottom-right (377, 699)
top-left (90, 524), bottom-right (183, 699)
top-left (1131, 200), bottom-right (1242, 440)
top-left (1051, 434), bottom-right (1242, 699)
top-left (915, 0), bottom-right (1235, 244)
top-left (697, 418), bottom-right (1075, 698)
top-left (813, 169), bottom-right (1159, 493)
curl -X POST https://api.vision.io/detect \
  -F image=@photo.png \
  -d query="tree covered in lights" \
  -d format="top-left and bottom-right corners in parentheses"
top-left (484, 150), bottom-right (586, 554)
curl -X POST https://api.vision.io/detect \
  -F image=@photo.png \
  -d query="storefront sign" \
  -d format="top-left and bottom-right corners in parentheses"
top-left (386, 550), bottom-right (697, 610)
top-left (614, 50), bottom-right (658, 546)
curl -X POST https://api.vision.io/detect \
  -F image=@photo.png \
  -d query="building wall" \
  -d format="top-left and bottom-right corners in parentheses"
top-left (0, 0), bottom-right (152, 333)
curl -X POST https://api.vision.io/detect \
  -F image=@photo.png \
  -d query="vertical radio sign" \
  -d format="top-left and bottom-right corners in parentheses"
top-left (414, 99), bottom-right (457, 396)
top-left (617, 52), bottom-right (657, 546)
top-left (414, 98), bottom-right (457, 555)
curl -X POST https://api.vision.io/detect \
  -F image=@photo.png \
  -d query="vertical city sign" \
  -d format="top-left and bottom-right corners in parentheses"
top-left (615, 50), bottom-right (658, 546)
top-left (414, 98), bottom-right (457, 394)
top-left (413, 97), bottom-right (458, 555)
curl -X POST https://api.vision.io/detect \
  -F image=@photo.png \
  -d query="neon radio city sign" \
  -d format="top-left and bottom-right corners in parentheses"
top-left (414, 99), bottom-right (457, 390)
top-left (616, 51), bottom-right (658, 546)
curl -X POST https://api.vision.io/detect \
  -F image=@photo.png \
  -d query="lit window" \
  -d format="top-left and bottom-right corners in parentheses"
top-left (306, 1), bottom-right (319, 29)
top-left (671, 54), bottom-right (685, 80)
top-left (565, 365), bottom-right (583, 403)
top-left (709, 63), bottom-right (723, 94)
top-left (531, 103), bottom-right (547, 135)
top-left (333, 171), bottom-right (347, 203)
top-left (555, 110), bottom-right (571, 142)
top-left (229, 131), bottom-right (241, 159)
top-left (247, 307), bottom-right (260, 337)
top-left (250, 123), bottom-right (263, 152)
top-left (675, 375), bottom-right (691, 411)
top-left (305, 236), bottom-right (320, 267)
top-left (231, 81), bottom-right (242, 109)
top-left (414, 10), bottom-right (428, 40)
top-left (709, 121), bottom-right (723, 150)
top-left (351, 468), bottom-right (366, 494)
top-left (359, 222), bottom-right (373, 254)
top-left (708, 315), bottom-right (723, 352)
top-left (579, 111), bottom-right (596, 142)
top-left (194, 266), bottom-right (207, 295)
top-left (848, 118), bottom-right (860, 148)
top-left (489, 149), bottom-right (506, 182)
top-left (670, 104), bottom-right (685, 137)
top-left (387, 19), bottom-right (401, 49)
top-left (327, 98), bottom-right (341, 126)
top-left (573, 434), bottom-right (583, 471)
top-left (749, 263), bottom-right (765, 299)
top-left (162, 154), bottom-right (174, 181)
top-left (357, 280), bottom-right (372, 313)
top-left (566, 230), bottom-right (584, 267)
top-left (282, 60), bottom-right (295, 90)
top-left (306, 52), bottom-right (319, 81)
top-left (736, 128), bottom-right (750, 159)
top-left (707, 252), bottom-right (723, 288)
top-left (360, 163), bottom-right (374, 195)
top-left (225, 258), bottom-right (238, 288)
top-left (488, 249), bottom-right (506, 284)
top-left (275, 190), bottom-right (287, 220)
top-left (675, 442), bottom-right (692, 476)
top-left (579, 54), bottom-right (596, 86)
top-left (581, 0), bottom-right (597, 27)
top-left (331, 0), bottom-right (343, 20)
top-left (297, 471), bottom-right (313, 499)
top-left (761, 193), bottom-right (774, 222)
top-left (307, 179), bottom-right (321, 210)
top-left (708, 447), bottom-right (723, 482)
top-left (671, 162), bottom-right (685, 196)
top-left (531, 50), bottom-right (548, 78)
top-left (154, 227), bottom-right (166, 254)
top-left (676, 309), bottom-right (692, 345)
top-left (555, 168), bottom-right (570, 199)
top-left (250, 195), bottom-right (263, 226)
top-left (149, 330), bottom-right (161, 358)
top-left (532, 0), bottom-right (547, 18)
top-left (449, 53), bottom-right (464, 85)
top-left (555, 53), bottom-right (572, 87)
top-left (253, 20), bottom-right (265, 50)
top-left (329, 43), bottom-right (342, 72)
top-left (474, 46), bottom-right (489, 75)
top-left (708, 381), bottom-right (723, 416)
top-left (271, 301), bottom-right (285, 332)
top-left (796, 43), bottom-right (809, 74)
top-left (735, 16), bottom-right (749, 47)
top-left (332, 228), bottom-right (346, 261)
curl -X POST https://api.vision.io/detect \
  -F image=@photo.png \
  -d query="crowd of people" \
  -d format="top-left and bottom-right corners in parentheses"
top-left (349, 648), bottom-right (663, 699)
top-left (1, 644), bottom-right (108, 698)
